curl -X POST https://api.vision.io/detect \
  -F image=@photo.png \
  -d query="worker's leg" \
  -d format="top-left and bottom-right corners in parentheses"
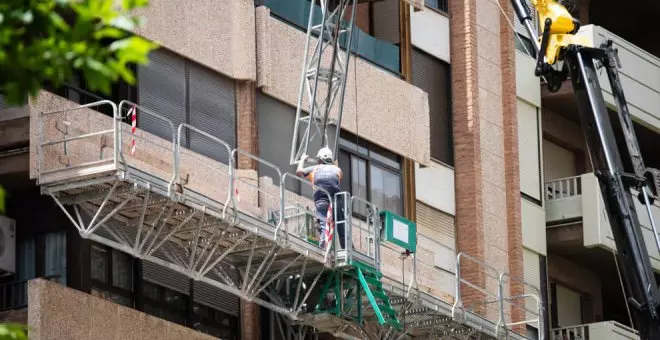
top-left (315, 199), bottom-right (329, 247)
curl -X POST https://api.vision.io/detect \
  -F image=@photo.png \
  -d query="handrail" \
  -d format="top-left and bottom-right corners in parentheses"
top-left (452, 252), bottom-right (506, 332)
top-left (497, 272), bottom-right (544, 339)
top-left (348, 195), bottom-right (381, 269)
top-left (280, 172), bottom-right (333, 252)
top-left (170, 123), bottom-right (233, 202)
top-left (117, 100), bottom-right (177, 180)
top-left (38, 100), bottom-right (117, 176)
top-left (230, 148), bottom-right (284, 240)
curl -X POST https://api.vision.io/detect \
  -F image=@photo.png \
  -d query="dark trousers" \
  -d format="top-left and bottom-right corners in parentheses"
top-left (315, 195), bottom-right (346, 249)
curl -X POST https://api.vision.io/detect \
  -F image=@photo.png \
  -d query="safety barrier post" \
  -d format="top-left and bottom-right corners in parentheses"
top-left (117, 100), bottom-right (176, 186)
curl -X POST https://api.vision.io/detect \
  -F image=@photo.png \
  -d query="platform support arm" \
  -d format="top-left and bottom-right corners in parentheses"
top-left (564, 45), bottom-right (660, 340)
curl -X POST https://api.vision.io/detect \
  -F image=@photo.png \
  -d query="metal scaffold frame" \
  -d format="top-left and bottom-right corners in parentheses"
top-left (35, 99), bottom-right (540, 340)
top-left (289, 0), bottom-right (357, 165)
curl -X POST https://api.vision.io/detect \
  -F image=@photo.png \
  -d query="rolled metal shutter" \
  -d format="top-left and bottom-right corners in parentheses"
top-left (142, 261), bottom-right (190, 295)
top-left (372, 0), bottom-right (400, 44)
top-left (138, 48), bottom-right (187, 145)
top-left (256, 92), bottom-right (300, 193)
top-left (517, 100), bottom-right (541, 201)
top-left (193, 281), bottom-right (240, 316)
top-left (411, 48), bottom-right (452, 165)
top-left (514, 0), bottom-right (538, 37)
top-left (523, 248), bottom-right (542, 325)
top-left (416, 201), bottom-right (455, 272)
top-left (188, 63), bottom-right (236, 163)
top-left (415, 201), bottom-right (454, 246)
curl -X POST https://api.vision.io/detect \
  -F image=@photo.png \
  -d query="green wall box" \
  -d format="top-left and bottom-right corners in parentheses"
top-left (380, 210), bottom-right (416, 253)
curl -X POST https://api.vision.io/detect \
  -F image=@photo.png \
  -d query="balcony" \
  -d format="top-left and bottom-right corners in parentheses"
top-left (21, 278), bottom-right (218, 340)
top-left (544, 173), bottom-right (660, 271)
top-left (543, 24), bottom-right (660, 132)
top-left (551, 321), bottom-right (639, 340)
top-left (262, 0), bottom-right (401, 75)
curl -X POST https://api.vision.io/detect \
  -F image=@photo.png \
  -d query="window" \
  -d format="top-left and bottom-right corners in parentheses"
top-left (90, 243), bottom-right (134, 307)
top-left (338, 135), bottom-right (403, 216)
top-left (411, 48), bottom-right (453, 165)
top-left (138, 48), bottom-right (237, 163)
top-left (45, 46), bottom-right (237, 164)
top-left (515, 33), bottom-right (537, 59)
top-left (44, 232), bottom-right (67, 286)
top-left (425, 0), bottom-right (449, 14)
top-left (517, 100), bottom-right (542, 203)
top-left (44, 67), bottom-right (137, 121)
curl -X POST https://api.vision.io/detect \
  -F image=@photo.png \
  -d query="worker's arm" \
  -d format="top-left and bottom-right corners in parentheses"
top-left (296, 154), bottom-right (313, 179)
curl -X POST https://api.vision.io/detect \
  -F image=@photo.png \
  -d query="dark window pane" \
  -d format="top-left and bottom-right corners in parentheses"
top-left (142, 281), bottom-right (160, 300)
top-left (91, 246), bottom-right (107, 283)
top-left (370, 164), bottom-right (401, 214)
top-left (339, 150), bottom-right (351, 192)
top-left (164, 289), bottom-right (187, 310)
top-left (351, 155), bottom-right (368, 215)
top-left (112, 250), bottom-right (133, 291)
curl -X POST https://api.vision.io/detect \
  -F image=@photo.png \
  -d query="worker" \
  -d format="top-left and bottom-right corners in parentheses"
top-left (296, 147), bottom-right (345, 249)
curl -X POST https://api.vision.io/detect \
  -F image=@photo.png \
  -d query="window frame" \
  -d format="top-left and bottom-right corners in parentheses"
top-left (424, 0), bottom-right (449, 15)
top-left (338, 135), bottom-right (404, 218)
top-left (89, 242), bottom-right (135, 307)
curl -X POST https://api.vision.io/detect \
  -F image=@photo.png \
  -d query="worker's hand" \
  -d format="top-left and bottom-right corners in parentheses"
top-left (301, 154), bottom-right (308, 162)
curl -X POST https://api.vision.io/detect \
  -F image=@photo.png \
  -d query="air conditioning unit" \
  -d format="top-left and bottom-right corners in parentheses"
top-left (0, 215), bottom-right (16, 274)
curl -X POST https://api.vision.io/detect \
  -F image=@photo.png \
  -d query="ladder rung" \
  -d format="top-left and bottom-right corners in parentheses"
top-left (363, 276), bottom-right (382, 288)
top-left (384, 319), bottom-right (401, 328)
top-left (378, 304), bottom-right (397, 317)
top-left (372, 290), bottom-right (389, 302)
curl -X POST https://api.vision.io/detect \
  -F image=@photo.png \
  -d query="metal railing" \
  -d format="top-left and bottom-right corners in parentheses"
top-left (551, 321), bottom-right (639, 340)
top-left (35, 100), bottom-right (538, 335)
top-left (0, 275), bottom-right (60, 311)
top-left (37, 100), bottom-right (118, 177)
top-left (280, 172), bottom-right (333, 248)
top-left (171, 123), bottom-right (234, 219)
top-left (545, 175), bottom-right (582, 201)
top-left (497, 272), bottom-right (544, 338)
top-left (453, 252), bottom-right (545, 339)
top-left (118, 100), bottom-right (177, 182)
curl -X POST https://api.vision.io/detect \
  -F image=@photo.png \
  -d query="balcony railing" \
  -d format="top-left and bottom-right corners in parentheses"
top-left (262, 0), bottom-right (402, 75)
top-left (0, 276), bottom-right (61, 311)
top-left (551, 321), bottom-right (639, 340)
top-left (545, 176), bottom-right (582, 201)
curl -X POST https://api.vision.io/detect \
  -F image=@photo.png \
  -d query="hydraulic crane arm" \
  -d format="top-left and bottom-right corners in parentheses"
top-left (509, 1), bottom-right (660, 339)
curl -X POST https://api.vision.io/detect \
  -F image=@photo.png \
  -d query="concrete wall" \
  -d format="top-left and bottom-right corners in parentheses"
top-left (27, 278), bottom-right (216, 340)
top-left (411, 7), bottom-right (450, 63)
top-left (581, 172), bottom-right (660, 272)
top-left (132, 0), bottom-right (256, 81)
top-left (255, 7), bottom-right (431, 166)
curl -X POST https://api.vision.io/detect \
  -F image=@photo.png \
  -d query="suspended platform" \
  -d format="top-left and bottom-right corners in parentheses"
top-left (31, 96), bottom-right (542, 340)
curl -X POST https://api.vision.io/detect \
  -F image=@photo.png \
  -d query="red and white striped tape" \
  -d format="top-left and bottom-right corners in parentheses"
top-left (128, 105), bottom-right (137, 155)
top-left (234, 179), bottom-right (240, 203)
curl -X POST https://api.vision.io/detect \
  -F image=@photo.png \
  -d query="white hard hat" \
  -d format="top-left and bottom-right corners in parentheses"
top-left (317, 147), bottom-right (333, 163)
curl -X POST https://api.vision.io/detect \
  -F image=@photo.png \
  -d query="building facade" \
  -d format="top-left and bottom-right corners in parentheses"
top-left (0, 0), bottom-right (658, 339)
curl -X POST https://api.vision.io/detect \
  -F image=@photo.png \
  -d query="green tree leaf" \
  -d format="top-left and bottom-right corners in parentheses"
top-left (0, 0), bottom-right (158, 106)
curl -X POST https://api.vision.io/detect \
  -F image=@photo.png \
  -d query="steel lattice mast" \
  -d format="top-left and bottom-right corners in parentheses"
top-left (289, 0), bottom-right (358, 165)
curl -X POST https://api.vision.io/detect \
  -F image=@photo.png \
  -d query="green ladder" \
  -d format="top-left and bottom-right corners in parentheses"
top-left (315, 261), bottom-right (401, 330)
